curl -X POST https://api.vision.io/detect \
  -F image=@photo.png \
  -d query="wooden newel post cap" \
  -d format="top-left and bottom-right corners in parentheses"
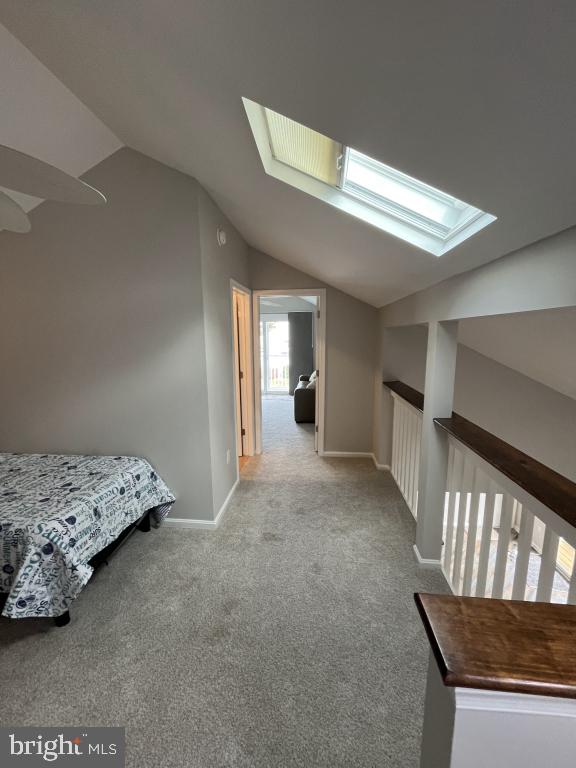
top-left (415, 592), bottom-right (576, 699)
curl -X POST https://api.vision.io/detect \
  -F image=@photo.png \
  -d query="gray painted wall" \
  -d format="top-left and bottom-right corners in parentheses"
top-left (380, 226), bottom-right (576, 326)
top-left (198, 187), bottom-right (250, 517)
top-left (249, 249), bottom-right (377, 453)
top-left (455, 346), bottom-right (576, 482)
top-left (373, 321), bottom-right (576, 482)
top-left (0, 148), bottom-right (215, 518)
top-left (0, 147), bottom-right (381, 528)
top-left (458, 307), bottom-right (576, 401)
top-left (373, 323), bottom-right (427, 466)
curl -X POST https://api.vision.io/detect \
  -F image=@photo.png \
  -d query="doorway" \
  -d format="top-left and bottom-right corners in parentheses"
top-left (231, 283), bottom-right (254, 471)
top-left (253, 289), bottom-right (326, 455)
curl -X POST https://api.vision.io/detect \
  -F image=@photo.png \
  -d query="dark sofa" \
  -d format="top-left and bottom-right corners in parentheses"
top-left (294, 373), bottom-right (316, 423)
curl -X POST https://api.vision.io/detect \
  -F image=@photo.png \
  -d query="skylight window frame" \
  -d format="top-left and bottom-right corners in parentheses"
top-left (340, 147), bottom-right (461, 239)
top-left (243, 98), bottom-right (497, 256)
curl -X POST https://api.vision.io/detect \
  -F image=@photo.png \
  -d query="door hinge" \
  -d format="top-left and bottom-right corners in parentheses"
top-left (315, 425), bottom-right (318, 432)
top-left (241, 428), bottom-right (246, 436)
top-left (316, 310), bottom-right (320, 319)
top-left (239, 371), bottom-right (244, 379)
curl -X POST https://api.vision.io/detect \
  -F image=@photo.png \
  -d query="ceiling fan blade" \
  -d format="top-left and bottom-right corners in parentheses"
top-left (0, 144), bottom-right (106, 205)
top-left (0, 190), bottom-right (31, 233)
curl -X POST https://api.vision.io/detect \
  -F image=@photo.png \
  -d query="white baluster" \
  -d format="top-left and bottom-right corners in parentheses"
top-left (391, 400), bottom-right (399, 483)
top-left (395, 401), bottom-right (402, 485)
top-left (491, 493), bottom-right (514, 599)
top-left (512, 507), bottom-right (535, 600)
top-left (414, 416), bottom-right (422, 517)
top-left (568, 563), bottom-right (576, 606)
top-left (475, 481), bottom-right (497, 598)
top-left (409, 411), bottom-right (418, 514)
top-left (451, 455), bottom-right (474, 594)
top-left (536, 525), bottom-right (560, 603)
top-left (443, 446), bottom-right (463, 581)
top-left (442, 443), bottom-right (455, 555)
top-left (462, 468), bottom-right (483, 596)
top-left (399, 404), bottom-right (408, 500)
top-left (406, 409), bottom-right (414, 511)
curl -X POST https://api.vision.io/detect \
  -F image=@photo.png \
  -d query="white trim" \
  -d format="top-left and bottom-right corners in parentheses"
top-left (321, 451), bottom-right (373, 458)
top-left (164, 479), bottom-right (239, 530)
top-left (390, 390), bottom-right (423, 417)
top-left (231, 281), bottom-right (254, 463)
top-left (413, 543), bottom-right (443, 570)
top-left (253, 288), bottom-right (326, 456)
top-left (318, 451), bottom-right (390, 469)
top-left (454, 687), bottom-right (576, 718)
top-left (163, 517), bottom-right (219, 530)
top-left (232, 287), bottom-right (243, 460)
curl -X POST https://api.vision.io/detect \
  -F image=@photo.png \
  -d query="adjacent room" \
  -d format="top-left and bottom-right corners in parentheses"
top-left (1, 4), bottom-right (576, 768)
top-left (257, 294), bottom-right (320, 457)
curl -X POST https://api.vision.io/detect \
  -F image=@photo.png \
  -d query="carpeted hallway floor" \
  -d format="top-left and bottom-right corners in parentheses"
top-left (0, 397), bottom-right (445, 767)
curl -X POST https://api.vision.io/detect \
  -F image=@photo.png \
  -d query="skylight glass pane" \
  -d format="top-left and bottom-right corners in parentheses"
top-left (344, 149), bottom-right (453, 225)
top-left (264, 108), bottom-right (340, 186)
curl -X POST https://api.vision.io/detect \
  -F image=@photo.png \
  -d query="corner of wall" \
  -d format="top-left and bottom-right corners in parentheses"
top-left (197, 185), bottom-right (251, 519)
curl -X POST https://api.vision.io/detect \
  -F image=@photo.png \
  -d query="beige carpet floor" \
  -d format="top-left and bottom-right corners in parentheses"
top-left (0, 396), bottom-right (446, 767)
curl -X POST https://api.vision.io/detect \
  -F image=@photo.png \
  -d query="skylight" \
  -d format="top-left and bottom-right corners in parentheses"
top-left (243, 98), bottom-right (496, 256)
top-left (264, 107), bottom-right (340, 186)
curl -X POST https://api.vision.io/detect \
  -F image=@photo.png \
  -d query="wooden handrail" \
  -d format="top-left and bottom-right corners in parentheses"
top-left (415, 592), bottom-right (576, 699)
top-left (435, 414), bottom-right (576, 531)
top-left (383, 380), bottom-right (424, 411)
top-left (384, 380), bottom-right (576, 531)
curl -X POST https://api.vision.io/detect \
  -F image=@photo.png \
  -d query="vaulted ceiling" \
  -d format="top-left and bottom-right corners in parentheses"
top-left (0, 23), bottom-right (121, 216)
top-left (2, 2), bottom-right (576, 306)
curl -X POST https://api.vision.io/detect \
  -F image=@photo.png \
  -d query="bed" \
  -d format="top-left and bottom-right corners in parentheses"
top-left (0, 453), bottom-right (175, 623)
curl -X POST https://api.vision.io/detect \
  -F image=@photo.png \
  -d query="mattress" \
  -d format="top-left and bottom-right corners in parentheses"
top-left (0, 453), bottom-right (175, 619)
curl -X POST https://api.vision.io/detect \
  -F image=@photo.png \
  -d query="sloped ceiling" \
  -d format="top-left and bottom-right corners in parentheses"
top-left (0, 24), bottom-right (121, 216)
top-left (2, 3), bottom-right (576, 306)
top-left (459, 307), bottom-right (576, 400)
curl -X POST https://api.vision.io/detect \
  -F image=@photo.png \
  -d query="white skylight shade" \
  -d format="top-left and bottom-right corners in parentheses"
top-left (264, 108), bottom-right (341, 186)
top-left (243, 98), bottom-right (496, 255)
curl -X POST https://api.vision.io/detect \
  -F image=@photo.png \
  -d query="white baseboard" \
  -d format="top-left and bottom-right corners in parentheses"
top-left (319, 451), bottom-right (390, 472)
top-left (163, 478), bottom-right (239, 530)
top-left (163, 517), bottom-right (218, 530)
top-left (321, 451), bottom-right (374, 459)
top-left (372, 455), bottom-right (391, 471)
top-left (413, 544), bottom-right (443, 570)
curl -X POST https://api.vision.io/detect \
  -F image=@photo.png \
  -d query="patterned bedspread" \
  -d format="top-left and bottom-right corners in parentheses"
top-left (0, 453), bottom-right (175, 619)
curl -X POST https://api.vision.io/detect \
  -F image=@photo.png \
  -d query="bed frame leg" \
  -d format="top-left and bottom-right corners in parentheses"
top-left (137, 511), bottom-right (151, 532)
top-left (54, 611), bottom-right (70, 628)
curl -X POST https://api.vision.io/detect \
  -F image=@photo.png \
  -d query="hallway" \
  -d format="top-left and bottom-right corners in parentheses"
top-left (0, 398), bottom-right (446, 768)
top-left (260, 394), bottom-right (315, 455)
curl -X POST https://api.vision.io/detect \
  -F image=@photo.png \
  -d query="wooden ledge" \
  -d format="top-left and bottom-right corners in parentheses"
top-left (434, 414), bottom-right (576, 530)
top-left (383, 380), bottom-right (424, 412)
top-left (415, 593), bottom-right (576, 699)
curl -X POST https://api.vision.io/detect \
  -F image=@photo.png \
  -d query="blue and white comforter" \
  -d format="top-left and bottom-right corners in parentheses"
top-left (0, 453), bottom-right (175, 619)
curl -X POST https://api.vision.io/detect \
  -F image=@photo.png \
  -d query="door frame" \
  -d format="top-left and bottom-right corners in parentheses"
top-left (252, 288), bottom-right (326, 455)
top-left (231, 281), bottom-right (255, 464)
